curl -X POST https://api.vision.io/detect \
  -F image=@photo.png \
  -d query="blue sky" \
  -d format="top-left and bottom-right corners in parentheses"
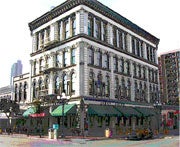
top-left (0, 0), bottom-right (179, 87)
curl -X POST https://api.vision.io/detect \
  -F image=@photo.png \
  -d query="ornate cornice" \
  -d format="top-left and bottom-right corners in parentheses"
top-left (29, 0), bottom-right (159, 45)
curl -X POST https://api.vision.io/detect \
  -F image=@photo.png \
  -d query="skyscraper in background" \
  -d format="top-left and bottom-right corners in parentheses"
top-left (10, 60), bottom-right (23, 85)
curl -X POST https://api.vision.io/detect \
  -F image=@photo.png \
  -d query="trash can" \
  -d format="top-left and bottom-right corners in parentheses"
top-left (105, 128), bottom-right (111, 138)
top-left (54, 129), bottom-right (58, 139)
top-left (48, 128), bottom-right (54, 139)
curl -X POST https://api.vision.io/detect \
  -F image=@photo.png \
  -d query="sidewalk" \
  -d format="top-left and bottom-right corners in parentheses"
top-left (0, 128), bottom-right (179, 141)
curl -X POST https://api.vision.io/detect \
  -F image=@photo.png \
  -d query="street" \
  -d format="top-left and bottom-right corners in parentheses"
top-left (0, 135), bottom-right (179, 147)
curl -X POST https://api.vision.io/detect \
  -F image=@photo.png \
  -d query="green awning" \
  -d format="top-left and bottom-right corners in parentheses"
top-left (23, 107), bottom-right (36, 118)
top-left (134, 107), bottom-right (156, 117)
top-left (88, 105), bottom-right (122, 117)
top-left (51, 104), bottom-right (76, 116)
top-left (115, 106), bottom-right (142, 117)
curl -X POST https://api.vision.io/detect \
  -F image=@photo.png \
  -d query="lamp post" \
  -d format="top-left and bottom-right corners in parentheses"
top-left (154, 101), bottom-right (162, 135)
top-left (57, 92), bottom-right (69, 138)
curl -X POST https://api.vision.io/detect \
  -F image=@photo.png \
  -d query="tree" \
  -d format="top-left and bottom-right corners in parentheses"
top-left (0, 99), bottom-right (20, 134)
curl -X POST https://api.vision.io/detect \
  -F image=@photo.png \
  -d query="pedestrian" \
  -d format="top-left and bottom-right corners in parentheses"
top-left (38, 123), bottom-right (42, 138)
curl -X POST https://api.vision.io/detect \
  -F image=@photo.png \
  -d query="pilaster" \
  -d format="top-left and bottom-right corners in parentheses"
top-left (109, 52), bottom-right (114, 99)
top-left (32, 34), bottom-right (37, 53)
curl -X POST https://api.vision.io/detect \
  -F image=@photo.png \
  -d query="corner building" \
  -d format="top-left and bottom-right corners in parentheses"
top-left (27, 0), bottom-right (160, 137)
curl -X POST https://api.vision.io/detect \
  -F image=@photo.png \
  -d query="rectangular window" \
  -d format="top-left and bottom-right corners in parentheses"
top-left (65, 20), bottom-right (69, 39)
top-left (88, 17), bottom-right (93, 36)
top-left (95, 19), bottom-right (101, 39)
top-left (72, 17), bottom-right (76, 36)
top-left (63, 51), bottom-right (68, 67)
top-left (88, 49), bottom-right (94, 65)
top-left (71, 48), bottom-right (76, 64)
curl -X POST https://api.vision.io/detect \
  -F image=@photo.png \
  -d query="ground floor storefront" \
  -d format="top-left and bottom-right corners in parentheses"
top-left (18, 97), bottom-right (161, 137)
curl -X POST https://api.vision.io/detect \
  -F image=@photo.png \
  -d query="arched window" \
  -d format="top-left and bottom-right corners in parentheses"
top-left (44, 76), bottom-right (49, 95)
top-left (32, 79), bottom-right (36, 99)
top-left (14, 84), bottom-right (18, 102)
top-left (19, 83), bottom-right (22, 102)
top-left (127, 79), bottom-right (131, 98)
top-left (63, 74), bottom-right (67, 94)
top-left (105, 75), bottom-right (110, 97)
top-left (55, 76), bottom-right (60, 94)
top-left (97, 72), bottom-right (102, 96)
top-left (24, 82), bottom-right (27, 101)
top-left (114, 76), bottom-right (119, 98)
top-left (71, 72), bottom-right (76, 94)
top-left (89, 70), bottom-right (95, 95)
top-left (33, 61), bottom-right (37, 75)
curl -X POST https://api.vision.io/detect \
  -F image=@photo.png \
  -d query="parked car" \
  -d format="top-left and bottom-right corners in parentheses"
top-left (126, 128), bottom-right (153, 140)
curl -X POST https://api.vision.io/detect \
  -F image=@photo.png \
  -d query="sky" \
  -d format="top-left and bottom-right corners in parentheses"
top-left (0, 0), bottom-right (179, 87)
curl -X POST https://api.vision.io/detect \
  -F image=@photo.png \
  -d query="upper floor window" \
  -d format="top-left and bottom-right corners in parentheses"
top-left (72, 17), bottom-right (76, 36)
top-left (102, 22), bottom-right (107, 42)
top-left (65, 20), bottom-right (70, 39)
top-left (88, 16), bottom-right (93, 36)
top-left (71, 48), bottom-right (76, 64)
top-left (104, 53), bottom-right (109, 69)
top-left (33, 61), bottom-right (37, 75)
top-left (55, 76), bottom-right (60, 94)
top-left (89, 70), bottom-right (95, 95)
top-left (56, 53), bottom-right (62, 67)
top-left (88, 47), bottom-right (94, 65)
top-left (113, 27), bottom-right (117, 47)
top-left (113, 56), bottom-right (118, 72)
top-left (63, 51), bottom-right (68, 67)
top-left (95, 19), bottom-right (101, 39)
top-left (71, 72), bottom-right (76, 93)
top-left (119, 58), bottom-right (124, 73)
top-left (96, 50), bottom-right (102, 67)
top-left (39, 59), bottom-right (44, 72)
top-left (63, 74), bottom-right (67, 94)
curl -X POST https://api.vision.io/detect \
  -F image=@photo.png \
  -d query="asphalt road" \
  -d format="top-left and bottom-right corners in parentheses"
top-left (0, 135), bottom-right (179, 147)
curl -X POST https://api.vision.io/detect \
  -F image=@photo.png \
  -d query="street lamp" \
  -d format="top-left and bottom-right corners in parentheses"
top-left (57, 92), bottom-right (70, 138)
top-left (154, 101), bottom-right (162, 135)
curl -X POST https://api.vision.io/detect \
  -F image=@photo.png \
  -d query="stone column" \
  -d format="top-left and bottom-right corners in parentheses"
top-left (32, 33), bottom-right (37, 53)
top-left (29, 60), bottom-right (33, 103)
top-left (130, 60), bottom-right (135, 101)
top-left (60, 21), bottom-right (64, 41)
top-left (53, 22), bottom-right (59, 42)
top-left (69, 17), bottom-right (72, 37)
top-left (83, 43), bottom-right (89, 95)
top-left (76, 11), bottom-right (80, 35)
top-left (146, 66), bottom-right (150, 102)
top-left (143, 42), bottom-right (147, 59)
top-left (110, 52), bottom-right (114, 99)
top-left (93, 17), bottom-right (97, 38)
top-left (48, 71), bottom-right (54, 95)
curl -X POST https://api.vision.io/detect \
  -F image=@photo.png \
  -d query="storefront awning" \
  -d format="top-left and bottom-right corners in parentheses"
top-left (88, 105), bottom-right (122, 117)
top-left (22, 107), bottom-right (36, 118)
top-left (115, 106), bottom-right (142, 117)
top-left (134, 107), bottom-right (156, 117)
top-left (51, 104), bottom-right (76, 117)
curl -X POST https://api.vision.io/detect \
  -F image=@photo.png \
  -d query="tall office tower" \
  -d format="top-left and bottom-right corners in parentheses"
top-left (10, 60), bottom-right (23, 85)
top-left (158, 49), bottom-right (180, 105)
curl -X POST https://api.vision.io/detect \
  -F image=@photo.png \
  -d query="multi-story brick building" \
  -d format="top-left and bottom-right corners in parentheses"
top-left (158, 49), bottom-right (180, 105)
top-left (14, 0), bottom-right (160, 137)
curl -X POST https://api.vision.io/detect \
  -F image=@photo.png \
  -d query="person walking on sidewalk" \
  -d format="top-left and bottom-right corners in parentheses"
top-left (38, 123), bottom-right (43, 138)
